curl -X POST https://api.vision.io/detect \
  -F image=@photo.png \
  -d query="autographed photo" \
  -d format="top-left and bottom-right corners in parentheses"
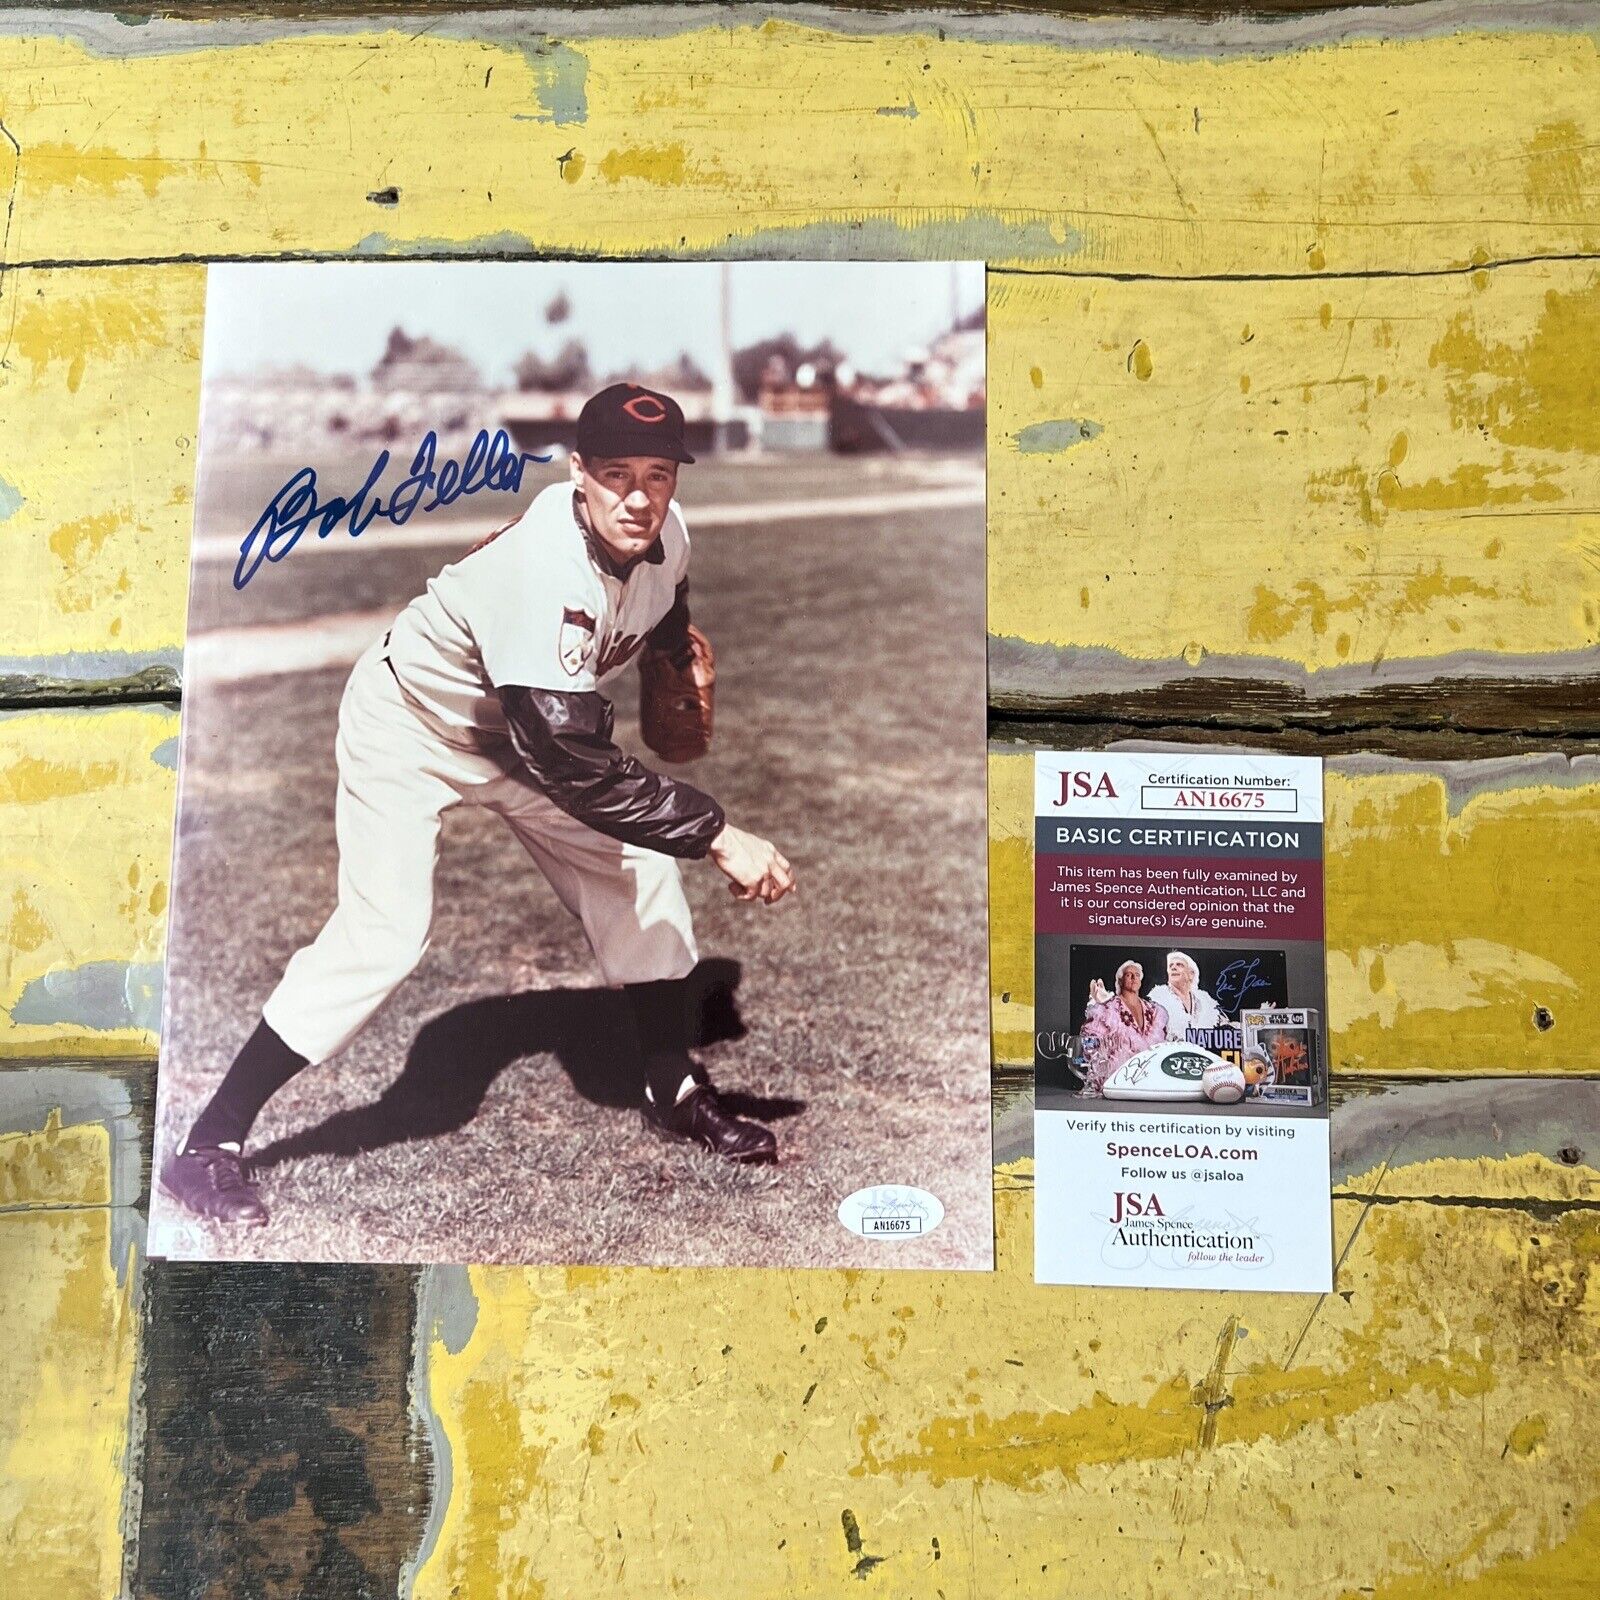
top-left (150, 261), bottom-right (992, 1269)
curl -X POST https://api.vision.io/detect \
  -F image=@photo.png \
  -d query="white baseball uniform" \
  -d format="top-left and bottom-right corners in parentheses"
top-left (262, 481), bottom-right (701, 1065)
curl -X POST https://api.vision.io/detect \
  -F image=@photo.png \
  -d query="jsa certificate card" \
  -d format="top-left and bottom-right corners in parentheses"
top-left (1032, 750), bottom-right (1333, 1294)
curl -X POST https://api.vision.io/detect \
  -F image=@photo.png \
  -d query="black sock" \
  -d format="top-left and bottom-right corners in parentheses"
top-left (623, 979), bottom-right (705, 1107)
top-left (184, 1018), bottom-right (309, 1152)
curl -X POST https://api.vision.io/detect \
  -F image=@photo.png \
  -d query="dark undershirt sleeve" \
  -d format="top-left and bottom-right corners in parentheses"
top-left (645, 578), bottom-right (693, 662)
top-left (497, 682), bottom-right (724, 859)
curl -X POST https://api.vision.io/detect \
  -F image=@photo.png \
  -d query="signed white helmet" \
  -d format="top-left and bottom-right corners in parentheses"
top-left (1101, 1043), bottom-right (1222, 1101)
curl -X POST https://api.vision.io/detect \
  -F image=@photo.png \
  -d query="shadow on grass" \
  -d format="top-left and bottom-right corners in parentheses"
top-left (250, 957), bottom-right (805, 1169)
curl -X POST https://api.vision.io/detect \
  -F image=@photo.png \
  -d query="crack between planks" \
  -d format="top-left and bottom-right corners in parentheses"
top-left (988, 707), bottom-right (1600, 745)
top-left (0, 112), bottom-right (21, 371)
top-left (989, 248), bottom-right (1600, 286)
top-left (0, 682), bottom-right (182, 712)
top-left (1328, 1189), bottom-right (1600, 1217)
top-left (1, 246), bottom-right (1599, 283)
top-left (9, 675), bottom-right (1599, 741)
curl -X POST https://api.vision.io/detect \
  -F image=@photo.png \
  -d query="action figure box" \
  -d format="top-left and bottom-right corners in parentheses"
top-left (1241, 1007), bottom-right (1325, 1107)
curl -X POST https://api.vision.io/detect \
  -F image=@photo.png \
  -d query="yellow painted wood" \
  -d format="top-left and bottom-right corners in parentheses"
top-left (1343, 1147), bottom-right (1597, 1206)
top-left (0, 1109), bottom-right (136, 1599)
top-left (991, 748), bottom-right (1600, 1072)
top-left (0, 1109), bottom-right (111, 1209)
top-left (415, 1160), bottom-right (1600, 1599)
top-left (0, 267), bottom-right (202, 676)
top-left (0, 707), bottom-right (177, 1057)
top-left (990, 258), bottom-right (1600, 687)
top-left (1, 16), bottom-right (1595, 1594)
top-left (0, 20), bottom-right (1596, 274)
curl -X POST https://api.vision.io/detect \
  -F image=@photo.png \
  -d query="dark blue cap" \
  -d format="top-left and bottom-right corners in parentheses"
top-left (576, 383), bottom-right (696, 464)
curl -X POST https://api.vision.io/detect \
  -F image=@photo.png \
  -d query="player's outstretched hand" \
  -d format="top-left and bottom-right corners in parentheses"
top-left (709, 823), bottom-right (796, 905)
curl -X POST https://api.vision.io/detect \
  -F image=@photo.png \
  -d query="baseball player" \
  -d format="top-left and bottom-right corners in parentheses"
top-left (162, 383), bottom-right (796, 1227)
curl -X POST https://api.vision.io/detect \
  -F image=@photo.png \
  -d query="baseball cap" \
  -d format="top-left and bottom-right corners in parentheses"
top-left (576, 383), bottom-right (696, 464)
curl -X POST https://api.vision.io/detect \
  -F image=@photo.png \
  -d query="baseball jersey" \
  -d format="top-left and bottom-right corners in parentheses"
top-left (385, 481), bottom-right (691, 738)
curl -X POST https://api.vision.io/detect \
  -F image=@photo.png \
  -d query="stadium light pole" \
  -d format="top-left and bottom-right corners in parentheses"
top-left (715, 262), bottom-right (737, 453)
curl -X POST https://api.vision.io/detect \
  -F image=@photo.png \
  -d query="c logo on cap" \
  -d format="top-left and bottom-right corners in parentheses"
top-left (622, 394), bottom-right (670, 424)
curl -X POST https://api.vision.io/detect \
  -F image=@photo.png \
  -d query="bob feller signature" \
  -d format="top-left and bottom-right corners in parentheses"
top-left (233, 428), bottom-right (550, 590)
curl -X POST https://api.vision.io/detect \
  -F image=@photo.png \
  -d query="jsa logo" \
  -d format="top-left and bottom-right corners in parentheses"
top-left (1110, 1191), bottom-right (1165, 1223)
top-left (1055, 771), bottom-right (1118, 805)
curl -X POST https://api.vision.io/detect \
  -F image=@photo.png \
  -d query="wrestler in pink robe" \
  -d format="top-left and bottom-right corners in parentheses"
top-left (1081, 995), bottom-right (1170, 1093)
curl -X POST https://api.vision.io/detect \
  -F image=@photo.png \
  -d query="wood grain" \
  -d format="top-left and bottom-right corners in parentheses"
top-left (2, 6), bottom-right (1597, 1597)
top-left (411, 1085), bottom-right (1599, 1599)
top-left (989, 258), bottom-right (1600, 729)
top-left (0, 1063), bottom-right (144, 1600)
top-left (135, 1261), bottom-right (426, 1600)
top-left (0, 13), bottom-right (1595, 276)
top-left (0, 706), bottom-right (177, 1058)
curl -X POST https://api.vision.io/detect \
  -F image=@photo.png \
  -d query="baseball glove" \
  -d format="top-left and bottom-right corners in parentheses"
top-left (639, 624), bottom-right (715, 762)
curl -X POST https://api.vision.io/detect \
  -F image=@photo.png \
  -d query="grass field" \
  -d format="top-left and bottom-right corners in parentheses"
top-left (151, 449), bottom-right (993, 1269)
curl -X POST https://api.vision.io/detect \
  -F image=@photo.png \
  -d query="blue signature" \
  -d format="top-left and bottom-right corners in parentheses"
top-left (1214, 957), bottom-right (1271, 1012)
top-left (233, 429), bottom-right (551, 590)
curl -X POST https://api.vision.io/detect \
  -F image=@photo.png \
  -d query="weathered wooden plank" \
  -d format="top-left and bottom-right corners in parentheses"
top-left (8, 1), bottom-right (1472, 20)
top-left (0, 267), bottom-right (200, 697)
top-left (989, 257), bottom-right (1600, 731)
top-left (0, 706), bottom-right (177, 1058)
top-left (134, 1261), bottom-right (427, 1599)
top-left (0, 1065), bottom-right (144, 1599)
top-left (990, 739), bottom-right (1600, 1072)
top-left (0, 11), bottom-right (1595, 276)
top-left (409, 1081), bottom-right (1599, 1599)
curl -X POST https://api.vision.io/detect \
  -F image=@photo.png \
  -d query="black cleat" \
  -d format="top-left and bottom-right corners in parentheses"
top-left (160, 1145), bottom-right (269, 1225)
top-left (643, 1084), bottom-right (778, 1165)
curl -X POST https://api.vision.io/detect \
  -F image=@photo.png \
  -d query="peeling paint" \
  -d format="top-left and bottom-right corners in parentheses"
top-left (520, 38), bottom-right (588, 127)
top-left (1015, 418), bottom-right (1102, 453)
top-left (0, 1065), bottom-right (146, 1276)
top-left (1431, 276), bottom-right (1600, 455)
top-left (990, 260), bottom-right (1600, 683)
top-left (402, 1266), bottom-right (476, 1598)
top-left (351, 229), bottom-right (539, 258)
top-left (12, 1), bottom-right (1600, 64)
top-left (9, 960), bottom-right (163, 1034)
top-left (0, 267), bottom-right (199, 670)
top-left (0, 1066), bottom-right (143, 1598)
top-left (0, 647), bottom-right (184, 687)
top-left (0, 478), bottom-right (22, 522)
top-left (411, 1162), bottom-right (1600, 1598)
top-left (681, 211), bottom-right (1083, 262)
top-left (988, 632), bottom-right (1600, 707)
top-left (1331, 1079), bottom-right (1600, 1189)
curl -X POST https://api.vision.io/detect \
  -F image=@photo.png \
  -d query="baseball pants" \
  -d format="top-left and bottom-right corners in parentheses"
top-left (262, 639), bottom-right (698, 1064)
